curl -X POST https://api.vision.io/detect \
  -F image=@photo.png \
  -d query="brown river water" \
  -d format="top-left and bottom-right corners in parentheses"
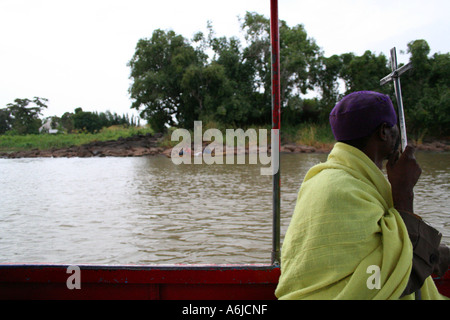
top-left (0, 151), bottom-right (448, 265)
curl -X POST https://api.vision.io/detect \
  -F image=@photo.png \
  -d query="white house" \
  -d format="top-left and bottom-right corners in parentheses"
top-left (39, 118), bottom-right (59, 134)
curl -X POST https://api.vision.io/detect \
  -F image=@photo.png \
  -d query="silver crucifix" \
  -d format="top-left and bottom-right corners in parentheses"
top-left (380, 47), bottom-right (412, 152)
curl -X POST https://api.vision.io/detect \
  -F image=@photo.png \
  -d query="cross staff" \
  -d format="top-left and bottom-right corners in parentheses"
top-left (380, 47), bottom-right (412, 152)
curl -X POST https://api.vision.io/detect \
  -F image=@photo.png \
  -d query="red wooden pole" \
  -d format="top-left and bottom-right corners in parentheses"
top-left (270, 0), bottom-right (281, 265)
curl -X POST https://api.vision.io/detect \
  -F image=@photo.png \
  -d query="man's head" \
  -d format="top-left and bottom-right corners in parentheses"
top-left (329, 91), bottom-right (401, 165)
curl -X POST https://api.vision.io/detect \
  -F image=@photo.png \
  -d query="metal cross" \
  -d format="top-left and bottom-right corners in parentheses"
top-left (380, 47), bottom-right (412, 152)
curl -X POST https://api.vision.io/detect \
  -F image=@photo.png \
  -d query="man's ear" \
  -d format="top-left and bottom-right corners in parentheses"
top-left (378, 123), bottom-right (389, 141)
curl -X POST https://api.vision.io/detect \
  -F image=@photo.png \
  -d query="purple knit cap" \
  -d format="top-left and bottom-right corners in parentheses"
top-left (329, 91), bottom-right (397, 141)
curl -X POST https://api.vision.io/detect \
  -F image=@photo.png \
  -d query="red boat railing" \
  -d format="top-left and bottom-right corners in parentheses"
top-left (0, 264), bottom-right (448, 300)
top-left (0, 264), bottom-right (280, 300)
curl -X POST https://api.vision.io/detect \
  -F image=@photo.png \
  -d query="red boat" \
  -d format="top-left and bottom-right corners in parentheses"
top-left (0, 1), bottom-right (448, 301)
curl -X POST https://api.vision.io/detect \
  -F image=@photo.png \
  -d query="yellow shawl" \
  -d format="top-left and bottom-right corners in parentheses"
top-left (275, 142), bottom-right (446, 300)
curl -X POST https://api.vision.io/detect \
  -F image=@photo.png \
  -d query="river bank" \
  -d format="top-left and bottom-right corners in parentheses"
top-left (0, 133), bottom-right (449, 159)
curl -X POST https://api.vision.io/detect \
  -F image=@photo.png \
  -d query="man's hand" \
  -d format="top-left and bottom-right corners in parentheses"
top-left (386, 145), bottom-right (422, 213)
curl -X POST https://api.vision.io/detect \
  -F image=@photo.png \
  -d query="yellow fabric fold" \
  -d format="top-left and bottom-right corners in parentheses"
top-left (275, 142), bottom-right (445, 300)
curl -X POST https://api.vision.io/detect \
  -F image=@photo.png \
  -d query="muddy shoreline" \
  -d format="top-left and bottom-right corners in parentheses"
top-left (0, 134), bottom-right (449, 159)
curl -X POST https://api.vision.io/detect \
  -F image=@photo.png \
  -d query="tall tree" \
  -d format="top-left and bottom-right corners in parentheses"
top-left (402, 40), bottom-right (450, 136)
top-left (316, 51), bottom-right (390, 120)
top-left (4, 97), bottom-right (48, 134)
top-left (128, 29), bottom-right (204, 131)
top-left (72, 108), bottom-right (102, 133)
top-left (340, 50), bottom-right (390, 94)
top-left (317, 54), bottom-right (344, 111)
top-left (0, 108), bottom-right (12, 134)
top-left (241, 12), bottom-right (322, 104)
top-left (207, 30), bottom-right (258, 125)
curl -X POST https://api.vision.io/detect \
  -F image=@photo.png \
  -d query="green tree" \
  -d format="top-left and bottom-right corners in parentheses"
top-left (207, 30), bottom-right (257, 125)
top-left (181, 61), bottom-right (233, 123)
top-left (241, 12), bottom-right (322, 118)
top-left (402, 40), bottom-right (450, 136)
top-left (315, 51), bottom-right (390, 120)
top-left (73, 108), bottom-right (102, 133)
top-left (60, 112), bottom-right (75, 133)
top-left (127, 13), bottom-right (324, 130)
top-left (0, 108), bottom-right (12, 134)
top-left (128, 29), bottom-right (204, 132)
top-left (317, 54), bottom-right (344, 114)
top-left (340, 50), bottom-right (390, 94)
top-left (4, 97), bottom-right (48, 134)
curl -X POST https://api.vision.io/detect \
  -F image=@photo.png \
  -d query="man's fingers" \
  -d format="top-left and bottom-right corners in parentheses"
top-left (402, 145), bottom-right (416, 159)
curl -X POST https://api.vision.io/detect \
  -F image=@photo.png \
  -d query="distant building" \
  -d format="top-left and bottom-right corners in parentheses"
top-left (39, 118), bottom-right (59, 134)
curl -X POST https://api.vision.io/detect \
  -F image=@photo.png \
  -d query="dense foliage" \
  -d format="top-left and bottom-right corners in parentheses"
top-left (128, 12), bottom-right (449, 138)
top-left (0, 103), bottom-right (138, 135)
top-left (2, 12), bottom-right (448, 139)
top-left (0, 97), bottom-right (48, 135)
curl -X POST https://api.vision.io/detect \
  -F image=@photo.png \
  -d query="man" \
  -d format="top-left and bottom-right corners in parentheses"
top-left (275, 91), bottom-right (449, 300)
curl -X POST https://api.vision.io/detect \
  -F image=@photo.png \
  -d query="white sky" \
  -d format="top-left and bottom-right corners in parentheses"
top-left (1, 0), bottom-right (449, 119)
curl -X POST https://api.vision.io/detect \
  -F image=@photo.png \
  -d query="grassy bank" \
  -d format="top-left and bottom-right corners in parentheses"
top-left (0, 126), bottom-right (154, 152)
top-left (0, 122), bottom-right (335, 153)
top-left (158, 122), bottom-right (335, 149)
top-left (282, 122), bottom-right (335, 148)
top-left (2, 122), bottom-right (448, 155)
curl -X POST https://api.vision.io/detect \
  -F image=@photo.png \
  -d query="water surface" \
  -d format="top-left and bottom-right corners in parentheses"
top-left (0, 152), bottom-right (448, 264)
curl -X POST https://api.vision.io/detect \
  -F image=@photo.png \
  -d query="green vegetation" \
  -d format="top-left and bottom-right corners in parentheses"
top-left (2, 11), bottom-right (449, 154)
top-left (0, 100), bottom-right (139, 136)
top-left (0, 126), bottom-right (153, 152)
top-left (0, 97), bottom-right (49, 135)
top-left (129, 12), bottom-right (449, 139)
top-left (284, 123), bottom-right (335, 148)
